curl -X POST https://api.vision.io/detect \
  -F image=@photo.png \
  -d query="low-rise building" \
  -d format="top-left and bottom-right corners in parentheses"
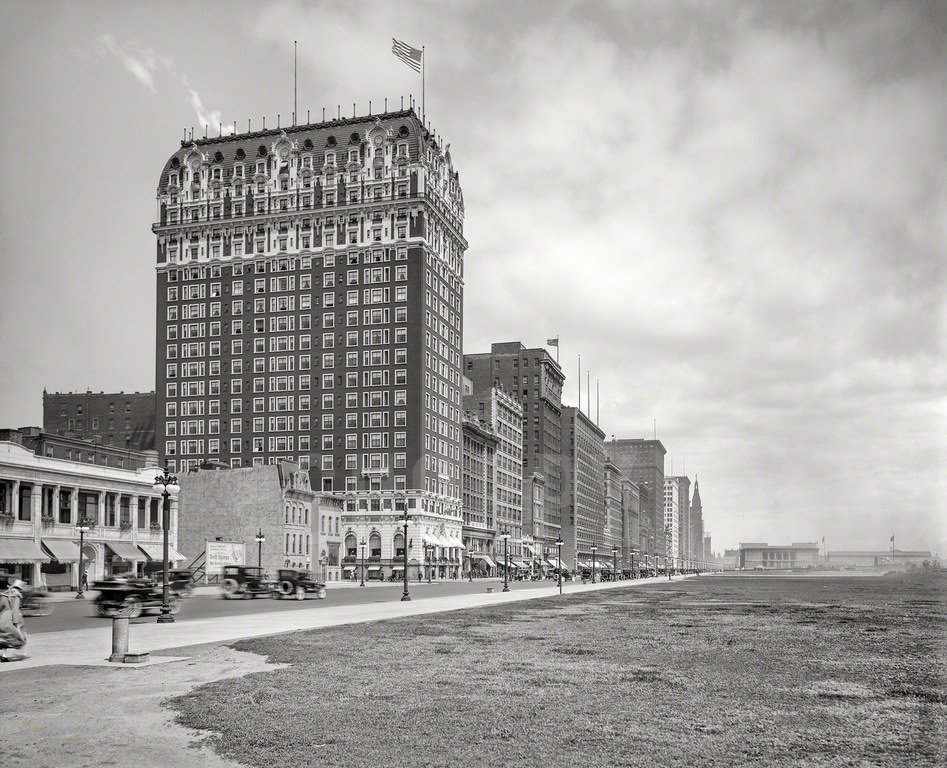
top-left (0, 429), bottom-right (178, 589)
top-left (738, 542), bottom-right (820, 570)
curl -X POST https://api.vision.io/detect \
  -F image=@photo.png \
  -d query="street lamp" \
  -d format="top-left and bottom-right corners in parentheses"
top-left (501, 530), bottom-right (510, 592)
top-left (399, 512), bottom-right (412, 601)
top-left (255, 528), bottom-right (265, 567)
top-left (665, 525), bottom-right (672, 581)
top-left (360, 538), bottom-right (366, 586)
top-left (556, 535), bottom-right (563, 596)
top-left (630, 550), bottom-right (637, 579)
top-left (426, 540), bottom-right (433, 584)
top-left (75, 518), bottom-right (93, 599)
top-left (591, 543), bottom-right (598, 583)
top-left (153, 467), bottom-right (180, 624)
top-left (612, 546), bottom-right (618, 581)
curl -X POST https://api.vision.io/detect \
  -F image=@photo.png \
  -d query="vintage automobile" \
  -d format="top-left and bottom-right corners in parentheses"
top-left (220, 565), bottom-right (273, 599)
top-left (271, 569), bottom-right (327, 600)
top-left (92, 575), bottom-right (180, 618)
top-left (143, 564), bottom-right (198, 596)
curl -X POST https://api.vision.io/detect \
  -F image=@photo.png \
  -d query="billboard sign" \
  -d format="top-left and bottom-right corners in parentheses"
top-left (205, 540), bottom-right (246, 575)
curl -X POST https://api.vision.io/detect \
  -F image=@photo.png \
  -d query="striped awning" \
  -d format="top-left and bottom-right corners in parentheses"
top-left (105, 541), bottom-right (146, 561)
top-left (42, 539), bottom-right (81, 562)
top-left (0, 538), bottom-right (49, 563)
top-left (137, 543), bottom-right (187, 562)
top-left (471, 553), bottom-right (496, 568)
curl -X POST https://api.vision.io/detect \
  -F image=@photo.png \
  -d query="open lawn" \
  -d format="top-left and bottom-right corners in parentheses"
top-left (168, 572), bottom-right (945, 767)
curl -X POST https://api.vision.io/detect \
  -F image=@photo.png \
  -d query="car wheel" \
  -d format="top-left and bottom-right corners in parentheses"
top-left (280, 580), bottom-right (294, 596)
top-left (317, 588), bottom-right (327, 599)
top-left (168, 598), bottom-right (181, 615)
top-left (221, 578), bottom-right (239, 599)
top-left (95, 603), bottom-right (110, 617)
top-left (295, 585), bottom-right (306, 600)
top-left (124, 596), bottom-right (143, 619)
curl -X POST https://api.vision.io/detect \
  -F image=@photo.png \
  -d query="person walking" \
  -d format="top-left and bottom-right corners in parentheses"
top-left (0, 579), bottom-right (27, 662)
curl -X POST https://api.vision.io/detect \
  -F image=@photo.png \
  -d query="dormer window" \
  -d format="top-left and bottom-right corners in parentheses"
top-left (212, 167), bottom-right (221, 180)
top-left (302, 155), bottom-right (311, 169)
top-left (234, 165), bottom-right (244, 178)
top-left (325, 152), bottom-right (335, 166)
top-left (397, 143), bottom-right (407, 157)
top-left (349, 150), bottom-right (358, 163)
top-left (256, 161), bottom-right (266, 175)
top-left (169, 172), bottom-right (179, 186)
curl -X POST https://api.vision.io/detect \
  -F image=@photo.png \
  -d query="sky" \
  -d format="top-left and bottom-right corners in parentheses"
top-left (0, 0), bottom-right (944, 555)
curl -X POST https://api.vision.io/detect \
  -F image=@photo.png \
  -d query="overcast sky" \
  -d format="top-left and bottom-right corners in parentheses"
top-left (1, 0), bottom-right (944, 554)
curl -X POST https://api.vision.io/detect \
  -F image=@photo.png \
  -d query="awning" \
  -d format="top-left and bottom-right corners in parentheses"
top-left (42, 539), bottom-right (81, 562)
top-left (343, 565), bottom-right (357, 572)
top-left (137, 543), bottom-right (187, 562)
top-left (445, 536), bottom-right (465, 548)
top-left (105, 541), bottom-right (146, 561)
top-left (367, 566), bottom-right (382, 571)
top-left (470, 553), bottom-right (496, 569)
top-left (516, 559), bottom-right (533, 569)
top-left (0, 538), bottom-right (49, 563)
top-left (522, 543), bottom-right (535, 555)
top-left (546, 558), bottom-right (562, 569)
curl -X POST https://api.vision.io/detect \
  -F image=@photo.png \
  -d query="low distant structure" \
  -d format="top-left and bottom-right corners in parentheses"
top-left (43, 389), bottom-right (156, 452)
top-left (739, 542), bottom-right (820, 570)
top-left (826, 550), bottom-right (933, 569)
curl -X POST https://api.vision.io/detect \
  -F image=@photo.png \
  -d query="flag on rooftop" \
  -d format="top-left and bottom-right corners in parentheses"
top-left (547, 337), bottom-right (559, 347)
top-left (392, 38), bottom-right (422, 73)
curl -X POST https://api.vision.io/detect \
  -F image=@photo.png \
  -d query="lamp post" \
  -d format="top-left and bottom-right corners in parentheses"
top-left (399, 513), bottom-right (412, 601)
top-left (556, 535), bottom-right (563, 596)
top-left (630, 550), bottom-right (637, 579)
top-left (255, 528), bottom-right (265, 568)
top-left (359, 538), bottom-right (366, 586)
top-left (501, 530), bottom-right (510, 592)
top-left (665, 525), bottom-right (672, 581)
top-left (153, 467), bottom-right (180, 624)
top-left (590, 543), bottom-right (598, 583)
top-left (75, 518), bottom-right (93, 598)
top-left (612, 546), bottom-right (618, 581)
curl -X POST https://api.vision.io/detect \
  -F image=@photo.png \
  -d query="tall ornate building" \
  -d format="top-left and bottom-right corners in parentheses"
top-left (605, 438), bottom-right (666, 561)
top-left (153, 108), bottom-right (467, 575)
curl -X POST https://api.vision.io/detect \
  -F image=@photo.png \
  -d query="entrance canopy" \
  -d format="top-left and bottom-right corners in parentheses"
top-left (470, 553), bottom-right (496, 569)
top-left (0, 538), bottom-right (49, 564)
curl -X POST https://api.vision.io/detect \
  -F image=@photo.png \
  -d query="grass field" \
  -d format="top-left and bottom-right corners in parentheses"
top-left (168, 572), bottom-right (945, 767)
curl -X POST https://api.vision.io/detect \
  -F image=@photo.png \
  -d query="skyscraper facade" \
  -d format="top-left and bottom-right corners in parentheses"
top-left (605, 438), bottom-right (666, 560)
top-left (153, 109), bottom-right (467, 565)
top-left (464, 342), bottom-right (564, 551)
top-left (559, 406), bottom-right (606, 571)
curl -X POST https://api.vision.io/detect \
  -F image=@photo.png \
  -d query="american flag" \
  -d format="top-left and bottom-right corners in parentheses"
top-left (392, 38), bottom-right (422, 73)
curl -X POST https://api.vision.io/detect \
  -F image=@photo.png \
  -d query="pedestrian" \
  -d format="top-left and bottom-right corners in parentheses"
top-left (0, 579), bottom-right (27, 662)
top-left (82, 572), bottom-right (89, 591)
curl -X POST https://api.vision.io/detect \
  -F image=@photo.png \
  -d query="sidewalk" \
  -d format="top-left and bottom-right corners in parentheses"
top-left (5, 576), bottom-right (683, 671)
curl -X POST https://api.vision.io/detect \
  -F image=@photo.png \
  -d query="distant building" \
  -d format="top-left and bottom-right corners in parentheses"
top-left (826, 550), bottom-right (932, 569)
top-left (606, 438), bottom-right (666, 561)
top-left (692, 479), bottom-right (706, 565)
top-left (0, 430), bottom-right (176, 588)
top-left (464, 342), bottom-right (565, 553)
top-left (664, 476), bottom-right (681, 568)
top-left (667, 475), bottom-right (691, 564)
top-left (461, 412), bottom-right (498, 576)
top-left (621, 478), bottom-right (641, 571)
top-left (739, 542), bottom-right (820, 570)
top-left (560, 406), bottom-right (607, 576)
top-left (43, 390), bottom-right (156, 452)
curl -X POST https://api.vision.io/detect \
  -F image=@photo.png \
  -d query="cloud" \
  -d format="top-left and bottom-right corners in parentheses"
top-left (96, 33), bottom-right (167, 93)
top-left (97, 33), bottom-right (233, 136)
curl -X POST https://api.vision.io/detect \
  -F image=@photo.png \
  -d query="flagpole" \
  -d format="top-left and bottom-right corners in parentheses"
top-left (422, 45), bottom-right (425, 125)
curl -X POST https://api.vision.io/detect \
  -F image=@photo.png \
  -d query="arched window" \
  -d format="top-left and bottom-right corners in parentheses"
top-left (369, 531), bottom-right (382, 557)
top-left (344, 533), bottom-right (357, 558)
top-left (394, 532), bottom-right (405, 557)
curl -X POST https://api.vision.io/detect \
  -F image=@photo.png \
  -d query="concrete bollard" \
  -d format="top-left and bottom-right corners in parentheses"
top-left (486, 587), bottom-right (494, 593)
top-left (109, 617), bottom-right (129, 662)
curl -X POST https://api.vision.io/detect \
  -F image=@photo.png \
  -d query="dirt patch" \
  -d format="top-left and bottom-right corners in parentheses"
top-left (0, 644), bottom-right (278, 768)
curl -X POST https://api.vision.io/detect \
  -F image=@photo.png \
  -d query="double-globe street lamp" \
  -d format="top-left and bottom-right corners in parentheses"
top-left (665, 524), bottom-right (673, 581)
top-left (556, 535), bottom-right (563, 596)
top-left (75, 518), bottom-right (94, 598)
top-left (153, 468), bottom-right (180, 624)
top-left (255, 528), bottom-right (265, 568)
top-left (500, 530), bottom-right (510, 592)
top-left (612, 546), bottom-right (619, 581)
top-left (360, 538), bottom-right (366, 587)
top-left (590, 543), bottom-right (598, 583)
top-left (399, 512), bottom-right (412, 602)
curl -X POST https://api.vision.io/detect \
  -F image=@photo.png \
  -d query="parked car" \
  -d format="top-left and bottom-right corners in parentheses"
top-left (143, 564), bottom-right (198, 596)
top-left (92, 575), bottom-right (179, 618)
top-left (220, 565), bottom-right (272, 599)
top-left (272, 569), bottom-right (327, 600)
